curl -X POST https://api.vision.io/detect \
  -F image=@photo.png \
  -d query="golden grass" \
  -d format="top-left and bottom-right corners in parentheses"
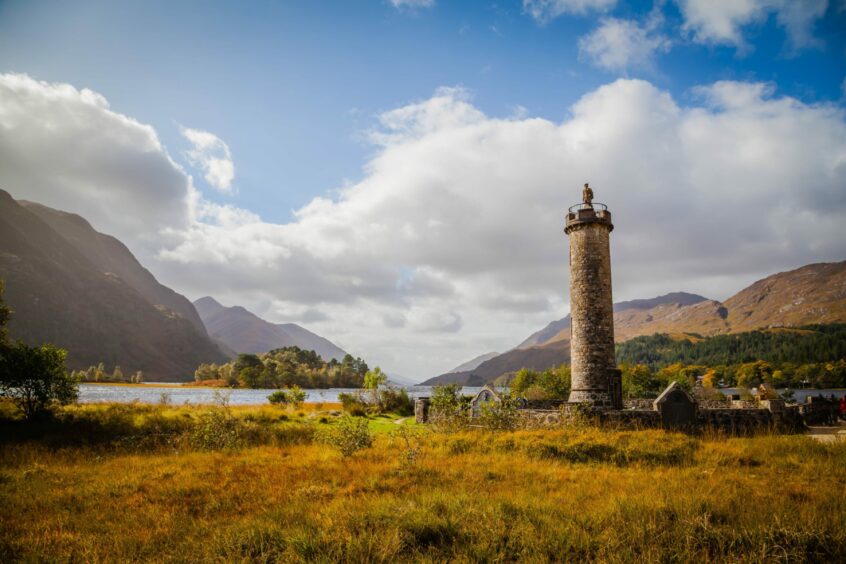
top-left (1, 403), bottom-right (845, 562)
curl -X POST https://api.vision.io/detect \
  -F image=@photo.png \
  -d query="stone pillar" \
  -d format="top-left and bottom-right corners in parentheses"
top-left (414, 397), bottom-right (430, 423)
top-left (564, 195), bottom-right (621, 409)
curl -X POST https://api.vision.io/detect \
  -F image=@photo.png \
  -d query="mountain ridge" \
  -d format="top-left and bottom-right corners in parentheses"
top-left (424, 262), bottom-right (846, 385)
top-left (0, 190), bottom-right (227, 380)
top-left (194, 296), bottom-right (348, 361)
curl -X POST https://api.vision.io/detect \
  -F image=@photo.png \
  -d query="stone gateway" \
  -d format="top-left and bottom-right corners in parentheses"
top-left (564, 184), bottom-right (622, 409)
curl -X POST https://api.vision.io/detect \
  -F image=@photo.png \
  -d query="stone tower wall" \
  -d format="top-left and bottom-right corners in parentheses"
top-left (566, 219), bottom-right (617, 407)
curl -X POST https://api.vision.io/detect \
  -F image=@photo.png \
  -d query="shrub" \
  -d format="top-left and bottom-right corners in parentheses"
top-left (187, 408), bottom-right (245, 450)
top-left (390, 425), bottom-right (425, 468)
top-left (268, 390), bottom-right (289, 405)
top-left (338, 392), bottom-right (369, 416)
top-left (378, 388), bottom-right (414, 415)
top-left (287, 385), bottom-right (306, 408)
top-left (477, 394), bottom-right (520, 431)
top-left (318, 415), bottom-right (373, 457)
top-left (0, 343), bottom-right (77, 419)
top-left (429, 384), bottom-right (470, 431)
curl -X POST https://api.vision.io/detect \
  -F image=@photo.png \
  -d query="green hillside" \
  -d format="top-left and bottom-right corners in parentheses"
top-left (616, 324), bottom-right (846, 369)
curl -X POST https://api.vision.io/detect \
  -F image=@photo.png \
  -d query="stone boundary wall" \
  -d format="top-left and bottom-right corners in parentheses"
top-left (517, 405), bottom-right (805, 433)
top-left (415, 394), bottom-right (832, 433)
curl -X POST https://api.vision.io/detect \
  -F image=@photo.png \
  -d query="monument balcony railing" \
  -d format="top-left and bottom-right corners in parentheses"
top-left (568, 202), bottom-right (608, 214)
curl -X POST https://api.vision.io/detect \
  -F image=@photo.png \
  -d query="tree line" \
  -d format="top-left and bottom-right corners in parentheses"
top-left (616, 324), bottom-right (846, 368)
top-left (613, 324), bottom-right (846, 392)
top-left (194, 347), bottom-right (370, 389)
top-left (74, 363), bottom-right (144, 384)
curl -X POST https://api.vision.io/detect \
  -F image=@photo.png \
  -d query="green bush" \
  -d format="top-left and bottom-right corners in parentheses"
top-left (287, 385), bottom-right (306, 407)
top-left (0, 343), bottom-right (77, 419)
top-left (338, 392), bottom-right (368, 416)
top-left (187, 408), bottom-right (245, 451)
top-left (268, 386), bottom-right (306, 408)
top-left (268, 390), bottom-right (290, 405)
top-left (378, 388), bottom-right (414, 415)
top-left (429, 384), bottom-right (470, 432)
top-left (478, 394), bottom-right (520, 431)
top-left (318, 415), bottom-right (373, 457)
top-left (390, 425), bottom-right (426, 468)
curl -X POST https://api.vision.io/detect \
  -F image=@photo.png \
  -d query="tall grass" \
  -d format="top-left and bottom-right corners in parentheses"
top-left (1, 402), bottom-right (844, 561)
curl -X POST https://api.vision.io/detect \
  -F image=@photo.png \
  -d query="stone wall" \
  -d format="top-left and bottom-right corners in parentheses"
top-left (418, 391), bottom-right (814, 433)
top-left (566, 212), bottom-right (617, 407)
top-left (519, 405), bottom-right (805, 433)
top-left (623, 399), bottom-right (654, 410)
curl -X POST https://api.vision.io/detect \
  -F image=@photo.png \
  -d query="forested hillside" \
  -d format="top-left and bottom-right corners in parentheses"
top-left (616, 324), bottom-right (846, 369)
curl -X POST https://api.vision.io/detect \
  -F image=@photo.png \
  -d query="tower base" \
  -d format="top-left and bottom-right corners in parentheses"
top-left (568, 389), bottom-right (615, 408)
top-left (568, 369), bottom-right (623, 410)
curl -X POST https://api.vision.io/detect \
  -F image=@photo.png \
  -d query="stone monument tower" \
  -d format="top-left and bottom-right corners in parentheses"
top-left (564, 183), bottom-right (622, 409)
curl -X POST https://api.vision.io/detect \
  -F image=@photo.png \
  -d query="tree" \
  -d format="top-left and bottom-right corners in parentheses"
top-left (0, 343), bottom-right (78, 419)
top-left (112, 365), bottom-right (124, 382)
top-left (364, 367), bottom-right (387, 390)
top-left (510, 368), bottom-right (539, 395)
top-left (287, 384), bottom-right (306, 407)
top-left (133, 370), bottom-right (144, 384)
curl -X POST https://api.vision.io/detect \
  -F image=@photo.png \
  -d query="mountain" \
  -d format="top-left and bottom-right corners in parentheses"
top-left (194, 296), bottom-right (347, 361)
top-left (0, 190), bottom-right (227, 381)
top-left (723, 262), bottom-right (846, 332)
top-left (21, 200), bottom-right (208, 335)
top-left (446, 352), bottom-right (500, 374)
top-left (514, 292), bottom-right (709, 350)
top-left (427, 263), bottom-right (846, 385)
top-left (420, 340), bottom-right (571, 386)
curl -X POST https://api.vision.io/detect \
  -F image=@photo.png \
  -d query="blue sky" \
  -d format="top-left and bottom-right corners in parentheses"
top-left (1, 0), bottom-right (845, 379)
top-left (2, 0), bottom-right (843, 223)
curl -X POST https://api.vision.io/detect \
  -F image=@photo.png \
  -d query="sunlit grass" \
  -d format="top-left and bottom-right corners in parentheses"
top-left (0, 402), bottom-right (844, 561)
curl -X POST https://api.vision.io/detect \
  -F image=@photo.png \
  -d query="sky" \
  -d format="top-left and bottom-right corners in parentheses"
top-left (1, 0), bottom-right (845, 381)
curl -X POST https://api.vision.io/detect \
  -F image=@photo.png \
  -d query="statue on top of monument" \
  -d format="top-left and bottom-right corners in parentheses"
top-left (582, 182), bottom-right (594, 207)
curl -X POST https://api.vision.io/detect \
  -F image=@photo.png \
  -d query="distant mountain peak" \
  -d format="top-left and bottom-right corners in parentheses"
top-left (193, 297), bottom-right (348, 361)
top-left (613, 292), bottom-right (709, 313)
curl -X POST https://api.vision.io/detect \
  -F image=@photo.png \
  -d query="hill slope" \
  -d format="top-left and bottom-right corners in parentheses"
top-left (445, 352), bottom-right (500, 374)
top-left (21, 201), bottom-right (208, 335)
top-left (428, 263), bottom-right (846, 385)
top-left (0, 190), bottom-right (227, 380)
top-left (194, 296), bottom-right (347, 361)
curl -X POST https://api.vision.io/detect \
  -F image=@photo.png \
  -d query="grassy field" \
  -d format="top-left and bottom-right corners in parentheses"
top-left (1, 402), bottom-right (845, 562)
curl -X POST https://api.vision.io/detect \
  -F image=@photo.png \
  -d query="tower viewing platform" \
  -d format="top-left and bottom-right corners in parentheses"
top-left (564, 202), bottom-right (613, 233)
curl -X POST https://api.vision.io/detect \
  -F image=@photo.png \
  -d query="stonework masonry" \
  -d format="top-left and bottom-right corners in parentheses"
top-left (565, 201), bottom-right (621, 408)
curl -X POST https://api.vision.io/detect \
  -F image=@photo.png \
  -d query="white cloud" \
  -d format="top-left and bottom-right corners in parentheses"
top-left (676, 0), bottom-right (828, 52)
top-left (523, 0), bottom-right (616, 23)
top-left (389, 0), bottom-right (435, 9)
top-left (2, 73), bottom-right (845, 381)
top-left (180, 126), bottom-right (235, 193)
top-left (0, 73), bottom-right (191, 250)
top-left (579, 17), bottom-right (671, 72)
